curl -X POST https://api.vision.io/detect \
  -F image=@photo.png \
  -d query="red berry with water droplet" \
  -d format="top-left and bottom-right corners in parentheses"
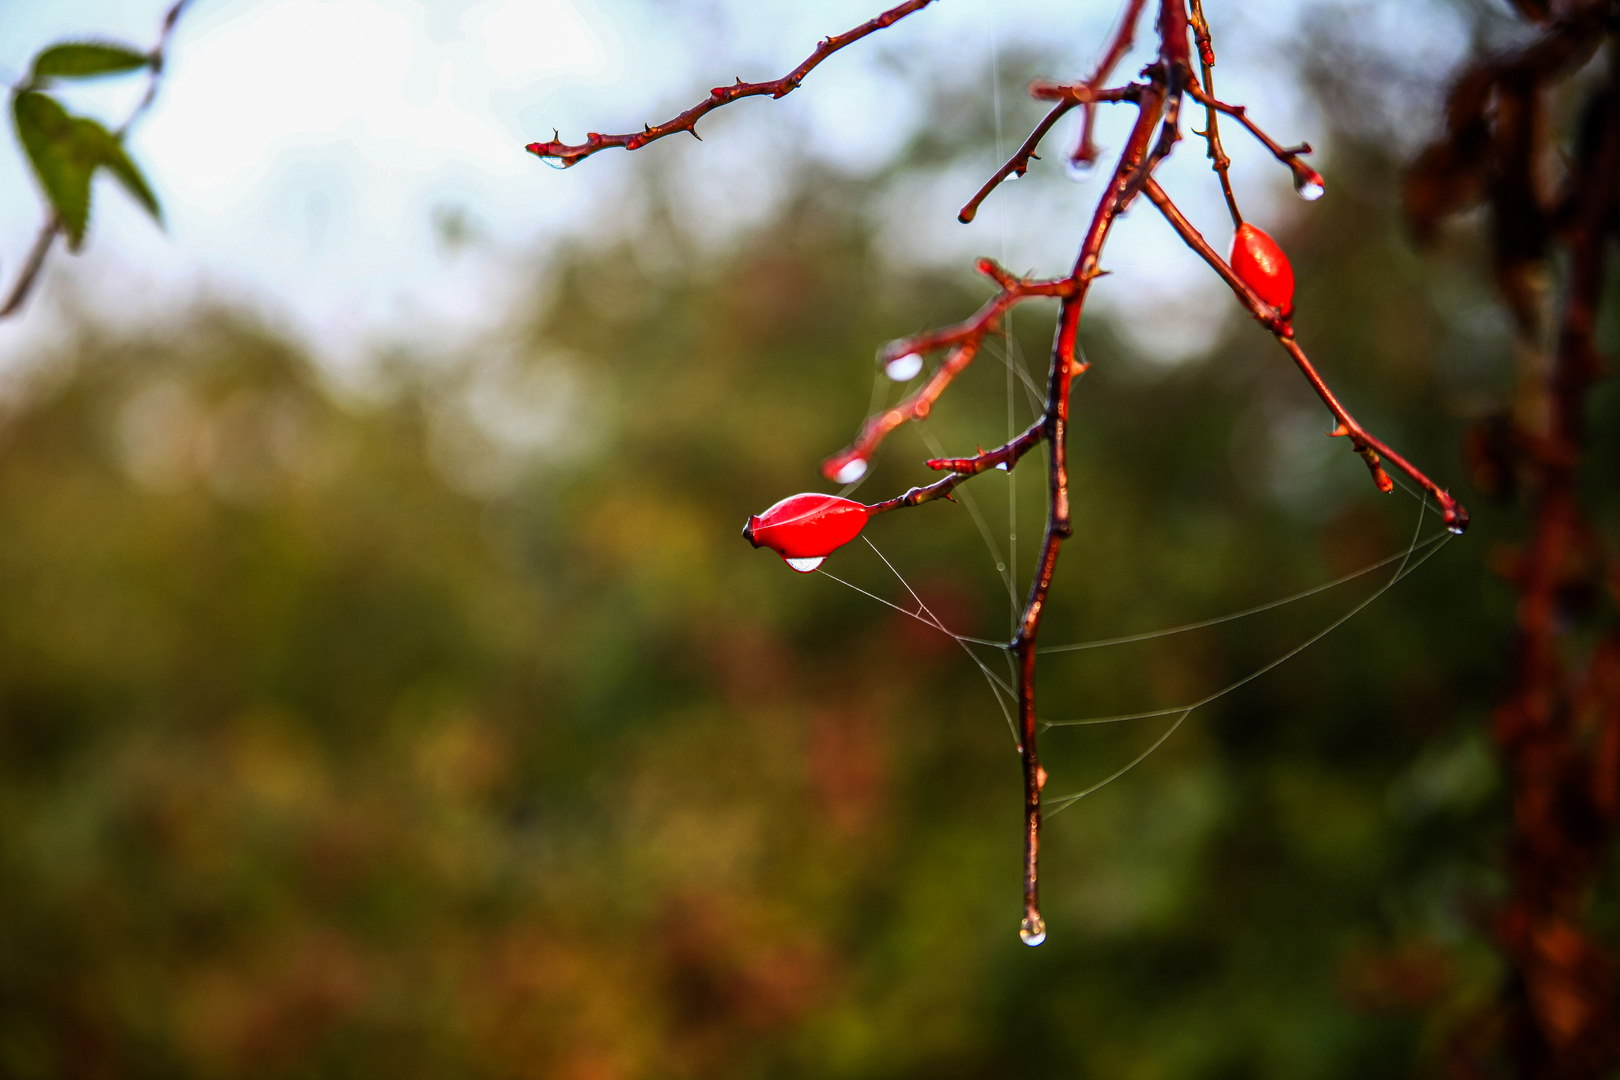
top-left (1229, 222), bottom-right (1294, 318)
top-left (743, 493), bottom-right (871, 573)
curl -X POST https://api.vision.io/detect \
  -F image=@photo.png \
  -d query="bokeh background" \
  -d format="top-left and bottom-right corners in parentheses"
top-left (0, 1), bottom-right (1614, 1077)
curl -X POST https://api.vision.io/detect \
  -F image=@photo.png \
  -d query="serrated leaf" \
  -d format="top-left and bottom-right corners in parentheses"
top-left (12, 91), bottom-right (163, 251)
top-left (13, 91), bottom-right (97, 247)
top-left (95, 134), bottom-right (162, 225)
top-left (30, 42), bottom-right (152, 83)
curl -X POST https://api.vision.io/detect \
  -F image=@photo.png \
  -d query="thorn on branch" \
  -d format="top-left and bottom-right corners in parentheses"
top-left (1358, 447), bottom-right (1397, 493)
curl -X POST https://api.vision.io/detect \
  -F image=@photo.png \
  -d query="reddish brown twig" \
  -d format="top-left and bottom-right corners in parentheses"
top-left (537, 0), bottom-right (1469, 947)
top-left (925, 420), bottom-right (1047, 476)
top-left (1183, 81), bottom-right (1324, 198)
top-left (1186, 0), bottom-right (1240, 224)
top-left (524, 0), bottom-right (937, 168)
top-left (820, 259), bottom-right (1083, 484)
top-left (1140, 177), bottom-right (1468, 532)
top-left (958, 101), bottom-right (1077, 225)
top-left (1072, 0), bottom-right (1152, 169)
top-left (958, 83), bottom-right (1142, 224)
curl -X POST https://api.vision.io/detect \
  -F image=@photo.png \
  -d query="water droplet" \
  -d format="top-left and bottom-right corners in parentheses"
top-left (539, 155), bottom-right (570, 171)
top-left (1448, 522), bottom-right (1466, 536)
top-left (785, 556), bottom-right (825, 573)
top-left (884, 352), bottom-right (923, 381)
top-left (834, 458), bottom-right (867, 484)
top-left (1293, 167), bottom-right (1325, 201)
top-left (1003, 170), bottom-right (1021, 183)
top-left (995, 462), bottom-right (1009, 471)
top-left (1019, 915), bottom-right (1047, 947)
top-left (1065, 157), bottom-right (1095, 182)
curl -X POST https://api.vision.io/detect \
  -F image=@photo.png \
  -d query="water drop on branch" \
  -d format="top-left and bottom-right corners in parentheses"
top-left (884, 352), bottom-right (923, 381)
top-left (1293, 165), bottom-right (1325, 201)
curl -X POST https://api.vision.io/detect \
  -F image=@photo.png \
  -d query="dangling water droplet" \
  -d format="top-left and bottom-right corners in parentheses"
top-left (784, 556), bottom-right (825, 573)
top-left (1448, 522), bottom-right (1466, 536)
top-left (1293, 167), bottom-right (1325, 201)
top-left (995, 462), bottom-right (1010, 471)
top-left (1002, 170), bottom-right (1021, 183)
top-left (539, 155), bottom-right (570, 171)
top-left (1019, 914), bottom-right (1047, 947)
top-left (884, 352), bottom-right (923, 381)
top-left (834, 458), bottom-right (868, 484)
top-left (1065, 156), bottom-right (1095, 182)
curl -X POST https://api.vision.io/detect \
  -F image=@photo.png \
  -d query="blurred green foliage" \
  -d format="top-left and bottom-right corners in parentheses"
top-left (1, 30), bottom-right (1618, 1080)
top-left (11, 37), bottom-right (161, 249)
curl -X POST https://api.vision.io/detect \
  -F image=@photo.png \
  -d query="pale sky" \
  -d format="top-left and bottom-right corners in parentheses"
top-left (0, 0), bottom-right (1470, 378)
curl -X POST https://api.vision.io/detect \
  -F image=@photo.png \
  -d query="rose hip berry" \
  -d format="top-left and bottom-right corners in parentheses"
top-left (743, 493), bottom-right (871, 573)
top-left (1229, 222), bottom-right (1294, 318)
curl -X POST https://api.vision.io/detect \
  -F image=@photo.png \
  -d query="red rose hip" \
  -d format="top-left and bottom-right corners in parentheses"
top-left (1229, 222), bottom-right (1294, 318)
top-left (743, 493), bottom-right (871, 573)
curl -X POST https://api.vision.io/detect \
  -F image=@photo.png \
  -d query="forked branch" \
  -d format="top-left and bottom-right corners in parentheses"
top-left (531, 0), bottom-right (1467, 946)
top-left (821, 259), bottom-right (1082, 483)
top-left (958, 84), bottom-right (1142, 224)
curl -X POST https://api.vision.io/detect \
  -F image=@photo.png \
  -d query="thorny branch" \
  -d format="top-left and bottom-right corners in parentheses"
top-left (1140, 177), bottom-right (1468, 528)
top-left (958, 83), bottom-right (1142, 224)
top-left (0, 0), bottom-right (190, 321)
top-left (524, 0), bottom-right (937, 168)
top-left (1183, 81), bottom-right (1325, 199)
top-left (1187, 0), bottom-right (1240, 224)
top-left (820, 258), bottom-right (1081, 485)
top-left (532, 0), bottom-right (1468, 945)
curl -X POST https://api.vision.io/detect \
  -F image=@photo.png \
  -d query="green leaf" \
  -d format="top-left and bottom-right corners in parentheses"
top-left (12, 91), bottom-right (163, 251)
top-left (96, 135), bottom-right (162, 225)
top-left (13, 91), bottom-right (96, 247)
top-left (29, 42), bottom-right (152, 83)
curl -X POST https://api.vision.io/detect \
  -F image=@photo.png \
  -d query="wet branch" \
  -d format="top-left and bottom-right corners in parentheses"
top-left (820, 259), bottom-right (1083, 484)
top-left (958, 83), bottom-right (1142, 224)
top-left (1184, 81), bottom-right (1324, 197)
top-left (524, 0), bottom-right (937, 168)
top-left (1187, 0), bottom-right (1239, 224)
top-left (534, 0), bottom-right (1470, 945)
top-left (1141, 177), bottom-right (1468, 532)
